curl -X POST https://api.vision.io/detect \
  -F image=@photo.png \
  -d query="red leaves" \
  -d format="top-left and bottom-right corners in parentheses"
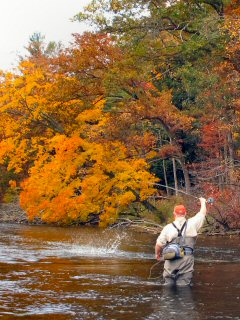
top-left (158, 144), bottom-right (181, 159)
top-left (199, 120), bottom-right (228, 156)
top-left (203, 183), bottom-right (240, 229)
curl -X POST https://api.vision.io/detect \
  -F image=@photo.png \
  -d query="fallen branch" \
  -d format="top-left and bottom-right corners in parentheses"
top-left (110, 218), bottom-right (164, 234)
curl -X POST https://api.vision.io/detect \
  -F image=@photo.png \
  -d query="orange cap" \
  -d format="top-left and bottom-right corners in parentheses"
top-left (174, 205), bottom-right (186, 216)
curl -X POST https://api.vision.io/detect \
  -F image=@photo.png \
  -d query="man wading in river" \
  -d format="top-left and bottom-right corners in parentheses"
top-left (155, 197), bottom-right (207, 286)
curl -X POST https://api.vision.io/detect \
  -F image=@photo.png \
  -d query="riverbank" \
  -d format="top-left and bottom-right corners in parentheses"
top-left (0, 201), bottom-right (239, 236)
top-left (0, 201), bottom-right (39, 225)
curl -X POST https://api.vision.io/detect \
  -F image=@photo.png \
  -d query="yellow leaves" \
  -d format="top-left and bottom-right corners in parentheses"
top-left (146, 150), bottom-right (158, 159)
top-left (117, 191), bottom-right (136, 206)
top-left (94, 97), bottom-right (105, 108)
top-left (224, 17), bottom-right (240, 41)
top-left (154, 72), bottom-right (162, 80)
top-left (0, 139), bottom-right (15, 164)
top-left (99, 206), bottom-right (117, 227)
top-left (76, 98), bottom-right (109, 139)
top-left (77, 107), bottom-right (103, 123)
top-left (20, 133), bottom-right (158, 226)
top-left (0, 137), bottom-right (38, 173)
top-left (110, 0), bottom-right (123, 12)
top-left (9, 180), bottom-right (17, 189)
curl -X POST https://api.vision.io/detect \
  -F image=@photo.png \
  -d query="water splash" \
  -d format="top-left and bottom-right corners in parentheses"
top-left (0, 226), bottom-right (154, 263)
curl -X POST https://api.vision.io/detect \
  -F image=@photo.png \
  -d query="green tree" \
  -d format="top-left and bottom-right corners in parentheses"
top-left (24, 32), bottom-right (63, 60)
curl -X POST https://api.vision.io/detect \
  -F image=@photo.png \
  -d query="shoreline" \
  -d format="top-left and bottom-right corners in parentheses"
top-left (0, 202), bottom-right (239, 236)
top-left (0, 202), bottom-right (42, 226)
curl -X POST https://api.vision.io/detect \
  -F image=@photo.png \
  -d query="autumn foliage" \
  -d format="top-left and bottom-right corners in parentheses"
top-left (20, 134), bottom-right (157, 226)
top-left (0, 54), bottom-right (158, 226)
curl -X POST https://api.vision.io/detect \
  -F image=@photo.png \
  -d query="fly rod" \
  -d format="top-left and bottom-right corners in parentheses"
top-left (148, 182), bottom-right (214, 204)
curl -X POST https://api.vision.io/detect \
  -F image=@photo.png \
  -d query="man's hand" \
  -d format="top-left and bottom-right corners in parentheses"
top-left (198, 197), bottom-right (207, 215)
top-left (155, 253), bottom-right (161, 261)
top-left (199, 197), bottom-right (206, 204)
top-left (155, 243), bottom-right (162, 261)
top-left (199, 197), bottom-right (207, 208)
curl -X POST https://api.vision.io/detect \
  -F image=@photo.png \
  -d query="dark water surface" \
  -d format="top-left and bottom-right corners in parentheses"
top-left (0, 224), bottom-right (239, 320)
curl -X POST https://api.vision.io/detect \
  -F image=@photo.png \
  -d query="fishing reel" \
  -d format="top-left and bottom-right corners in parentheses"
top-left (207, 197), bottom-right (214, 204)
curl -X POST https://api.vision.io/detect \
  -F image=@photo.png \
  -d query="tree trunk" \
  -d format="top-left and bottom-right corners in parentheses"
top-left (172, 158), bottom-right (178, 196)
top-left (159, 133), bottom-right (170, 195)
top-left (227, 131), bottom-right (235, 185)
top-left (146, 117), bottom-right (191, 194)
top-left (162, 159), bottom-right (170, 195)
top-left (130, 188), bottom-right (159, 213)
top-left (177, 158), bottom-right (191, 194)
top-left (223, 138), bottom-right (228, 184)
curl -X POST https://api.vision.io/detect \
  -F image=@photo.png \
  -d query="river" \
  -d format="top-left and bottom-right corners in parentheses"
top-left (0, 224), bottom-right (239, 320)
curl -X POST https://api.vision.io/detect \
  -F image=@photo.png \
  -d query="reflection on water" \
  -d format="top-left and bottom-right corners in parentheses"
top-left (0, 224), bottom-right (239, 319)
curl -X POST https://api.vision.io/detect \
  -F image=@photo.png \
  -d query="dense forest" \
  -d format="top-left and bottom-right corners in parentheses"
top-left (0, 0), bottom-right (239, 229)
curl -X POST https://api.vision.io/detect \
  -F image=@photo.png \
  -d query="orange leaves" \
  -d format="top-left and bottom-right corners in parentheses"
top-left (148, 91), bottom-right (194, 133)
top-left (158, 144), bottom-right (181, 159)
top-left (20, 133), bottom-right (158, 225)
top-left (120, 89), bottom-right (194, 135)
top-left (198, 120), bottom-right (228, 156)
top-left (225, 0), bottom-right (240, 17)
top-left (129, 132), bottom-right (157, 155)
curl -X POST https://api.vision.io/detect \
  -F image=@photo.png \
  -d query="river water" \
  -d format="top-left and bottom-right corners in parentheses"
top-left (0, 224), bottom-right (239, 320)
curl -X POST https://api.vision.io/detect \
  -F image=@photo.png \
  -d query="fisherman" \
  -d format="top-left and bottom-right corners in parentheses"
top-left (155, 197), bottom-right (207, 286)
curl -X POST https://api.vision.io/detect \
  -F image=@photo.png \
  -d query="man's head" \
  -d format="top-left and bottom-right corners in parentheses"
top-left (174, 204), bottom-right (187, 218)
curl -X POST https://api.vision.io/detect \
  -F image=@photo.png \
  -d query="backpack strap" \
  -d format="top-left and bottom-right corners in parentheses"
top-left (172, 220), bottom-right (188, 246)
top-left (172, 221), bottom-right (187, 237)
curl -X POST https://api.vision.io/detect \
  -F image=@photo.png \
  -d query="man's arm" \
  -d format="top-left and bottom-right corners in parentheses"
top-left (199, 197), bottom-right (207, 215)
top-left (189, 197), bottom-right (207, 231)
top-left (155, 225), bottom-right (168, 260)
